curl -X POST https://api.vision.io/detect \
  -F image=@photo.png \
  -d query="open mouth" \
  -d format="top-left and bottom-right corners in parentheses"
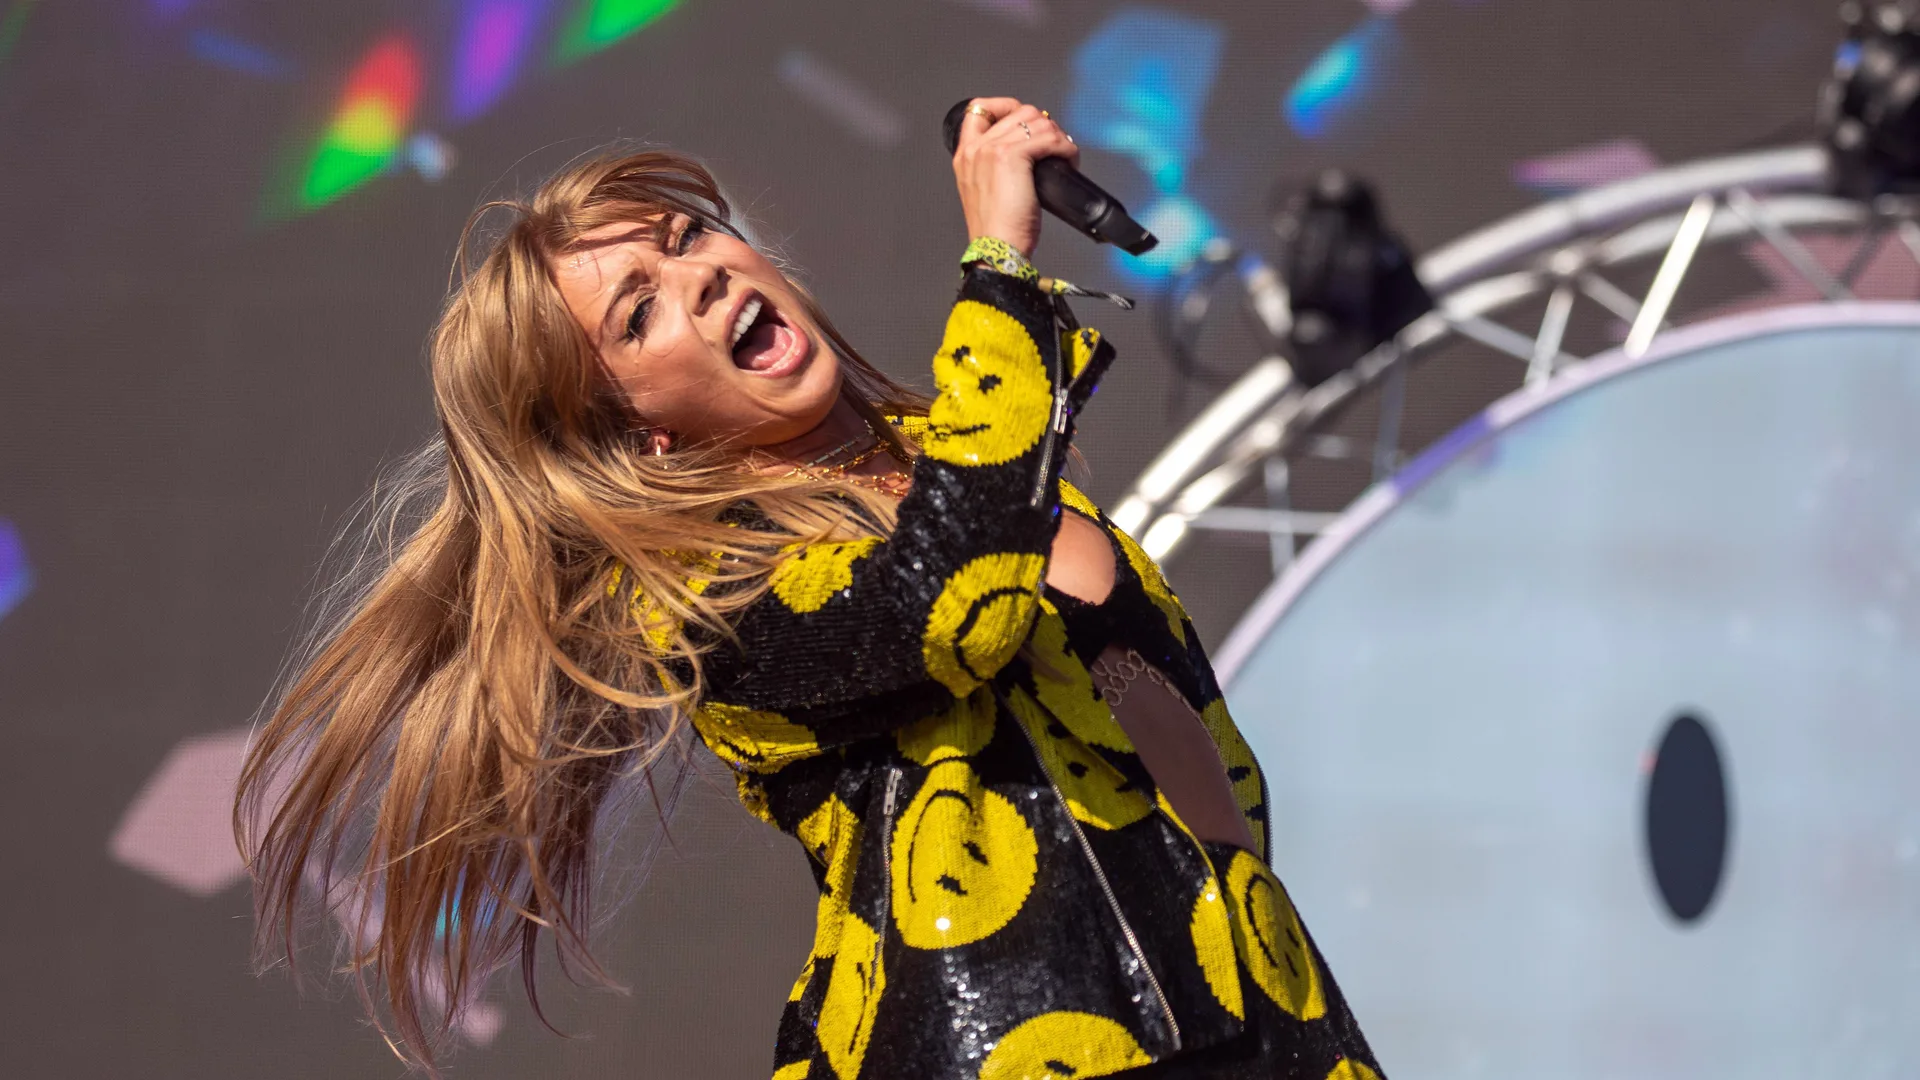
top-left (728, 293), bottom-right (808, 376)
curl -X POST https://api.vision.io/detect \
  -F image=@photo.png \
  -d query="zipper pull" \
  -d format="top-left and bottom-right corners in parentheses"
top-left (882, 768), bottom-right (902, 815)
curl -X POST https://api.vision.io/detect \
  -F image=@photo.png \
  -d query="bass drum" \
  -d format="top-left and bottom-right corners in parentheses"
top-left (1217, 303), bottom-right (1920, 1079)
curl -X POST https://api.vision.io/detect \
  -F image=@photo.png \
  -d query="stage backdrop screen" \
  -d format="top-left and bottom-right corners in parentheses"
top-left (0, 1), bottom-right (1867, 1076)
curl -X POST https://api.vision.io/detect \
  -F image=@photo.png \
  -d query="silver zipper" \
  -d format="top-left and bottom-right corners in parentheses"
top-left (1003, 689), bottom-right (1182, 1053)
top-left (876, 766), bottom-right (903, 985)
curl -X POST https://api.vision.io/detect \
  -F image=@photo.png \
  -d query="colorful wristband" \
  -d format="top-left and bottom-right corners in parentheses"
top-left (960, 237), bottom-right (1040, 283)
top-left (958, 237), bottom-right (1136, 310)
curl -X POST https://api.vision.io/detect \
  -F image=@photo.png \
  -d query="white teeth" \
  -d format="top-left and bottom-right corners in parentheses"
top-left (730, 297), bottom-right (764, 349)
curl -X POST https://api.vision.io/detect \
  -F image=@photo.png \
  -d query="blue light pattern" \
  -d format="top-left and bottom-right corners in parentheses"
top-left (1065, 6), bottom-right (1225, 282)
top-left (0, 519), bottom-right (31, 623)
top-left (1066, 6), bottom-right (1223, 194)
top-left (1286, 17), bottom-right (1397, 140)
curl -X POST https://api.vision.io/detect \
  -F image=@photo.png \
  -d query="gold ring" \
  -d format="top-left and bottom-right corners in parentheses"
top-left (967, 104), bottom-right (990, 118)
top-left (1041, 110), bottom-right (1051, 118)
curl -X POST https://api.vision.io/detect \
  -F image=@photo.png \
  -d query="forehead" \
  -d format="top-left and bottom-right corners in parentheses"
top-left (551, 217), bottom-right (668, 300)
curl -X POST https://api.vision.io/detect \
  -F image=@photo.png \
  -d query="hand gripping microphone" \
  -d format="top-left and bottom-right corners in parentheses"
top-left (943, 99), bottom-right (1158, 256)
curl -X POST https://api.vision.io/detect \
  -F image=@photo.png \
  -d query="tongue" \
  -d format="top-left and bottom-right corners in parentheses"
top-left (733, 319), bottom-right (792, 371)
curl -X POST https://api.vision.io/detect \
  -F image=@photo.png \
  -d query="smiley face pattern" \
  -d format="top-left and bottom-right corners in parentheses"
top-left (673, 268), bottom-right (1380, 1080)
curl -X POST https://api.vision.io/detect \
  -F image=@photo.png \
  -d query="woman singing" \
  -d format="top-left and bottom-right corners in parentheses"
top-left (237, 97), bottom-right (1383, 1080)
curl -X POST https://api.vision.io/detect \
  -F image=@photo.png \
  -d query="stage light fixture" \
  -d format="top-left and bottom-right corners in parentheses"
top-left (1820, 1), bottom-right (1920, 198)
top-left (1269, 169), bottom-right (1432, 386)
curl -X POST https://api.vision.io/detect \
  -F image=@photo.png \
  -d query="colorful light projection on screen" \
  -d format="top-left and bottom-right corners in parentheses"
top-left (297, 34), bottom-right (423, 211)
top-left (1285, 17), bottom-right (1398, 139)
top-left (1066, 6), bottom-right (1225, 282)
top-left (779, 49), bottom-right (906, 146)
top-left (0, 0), bottom-right (41, 74)
top-left (188, 29), bottom-right (295, 80)
top-left (555, 0), bottom-right (680, 62)
top-left (1512, 138), bottom-right (1659, 195)
top-left (0, 519), bottom-right (30, 623)
top-left (110, 721), bottom-right (506, 1044)
top-left (452, 0), bottom-right (548, 121)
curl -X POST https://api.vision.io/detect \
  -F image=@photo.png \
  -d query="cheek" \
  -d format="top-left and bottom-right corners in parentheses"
top-left (610, 333), bottom-right (721, 423)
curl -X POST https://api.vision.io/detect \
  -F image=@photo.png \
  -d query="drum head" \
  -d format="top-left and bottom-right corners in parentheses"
top-left (1222, 304), bottom-right (1920, 1078)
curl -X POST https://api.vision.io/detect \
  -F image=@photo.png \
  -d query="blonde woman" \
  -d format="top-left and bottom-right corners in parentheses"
top-left (237, 97), bottom-right (1382, 1080)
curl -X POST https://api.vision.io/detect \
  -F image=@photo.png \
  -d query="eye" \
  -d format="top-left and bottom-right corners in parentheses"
top-left (624, 296), bottom-right (654, 341)
top-left (676, 216), bottom-right (706, 253)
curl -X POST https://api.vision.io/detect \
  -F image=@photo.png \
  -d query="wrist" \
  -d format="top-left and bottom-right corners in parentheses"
top-left (960, 237), bottom-right (1038, 283)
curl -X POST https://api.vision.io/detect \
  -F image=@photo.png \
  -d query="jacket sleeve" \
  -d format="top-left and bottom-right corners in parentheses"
top-left (693, 267), bottom-right (1115, 771)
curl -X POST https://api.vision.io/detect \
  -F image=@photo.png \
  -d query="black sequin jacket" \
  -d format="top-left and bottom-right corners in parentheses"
top-left (671, 268), bottom-right (1382, 1080)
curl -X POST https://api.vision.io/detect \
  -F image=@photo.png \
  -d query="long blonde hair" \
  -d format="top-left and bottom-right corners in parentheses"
top-left (234, 149), bottom-right (927, 1068)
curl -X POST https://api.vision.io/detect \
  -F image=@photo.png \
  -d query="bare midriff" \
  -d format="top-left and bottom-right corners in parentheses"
top-left (1047, 513), bottom-right (1257, 851)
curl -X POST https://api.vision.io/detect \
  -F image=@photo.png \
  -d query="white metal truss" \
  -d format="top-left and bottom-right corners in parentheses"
top-left (1110, 144), bottom-right (1914, 569)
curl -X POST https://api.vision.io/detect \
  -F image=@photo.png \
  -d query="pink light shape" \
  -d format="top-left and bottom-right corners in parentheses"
top-left (110, 726), bottom-right (251, 897)
top-left (1361, 0), bottom-right (1416, 12)
top-left (1513, 138), bottom-right (1661, 194)
top-left (114, 728), bottom-right (508, 1044)
top-left (1700, 234), bottom-right (1920, 322)
top-left (946, 0), bottom-right (1046, 25)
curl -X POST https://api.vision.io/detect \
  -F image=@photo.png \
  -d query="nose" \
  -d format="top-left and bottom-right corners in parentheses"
top-left (655, 252), bottom-right (727, 322)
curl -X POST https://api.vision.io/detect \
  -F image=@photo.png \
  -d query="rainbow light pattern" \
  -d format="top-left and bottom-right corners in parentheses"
top-left (1286, 18), bottom-right (1395, 140)
top-left (452, 0), bottom-right (546, 121)
top-left (299, 34), bottom-right (422, 210)
top-left (555, 0), bottom-right (679, 62)
top-left (0, 518), bottom-right (31, 624)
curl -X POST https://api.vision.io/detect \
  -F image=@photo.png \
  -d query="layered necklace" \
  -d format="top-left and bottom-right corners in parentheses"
top-left (779, 427), bottom-right (911, 498)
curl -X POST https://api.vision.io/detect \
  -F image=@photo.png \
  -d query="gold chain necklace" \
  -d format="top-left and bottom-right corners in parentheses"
top-left (775, 426), bottom-right (911, 497)
top-left (783, 432), bottom-right (868, 475)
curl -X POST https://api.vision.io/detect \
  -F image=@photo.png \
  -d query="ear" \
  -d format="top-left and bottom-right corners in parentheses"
top-left (646, 428), bottom-right (675, 456)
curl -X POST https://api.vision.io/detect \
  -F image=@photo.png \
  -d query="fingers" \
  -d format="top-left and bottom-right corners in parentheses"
top-left (956, 97), bottom-right (1021, 149)
top-left (981, 108), bottom-right (1076, 167)
top-left (981, 103), bottom-right (1045, 143)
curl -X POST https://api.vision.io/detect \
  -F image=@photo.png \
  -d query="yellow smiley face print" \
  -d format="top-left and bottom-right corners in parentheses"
top-left (770, 538), bottom-right (879, 614)
top-left (1189, 871), bottom-right (1244, 1020)
top-left (816, 912), bottom-right (885, 1080)
top-left (1057, 477), bottom-right (1103, 520)
top-left (1326, 1059), bottom-right (1382, 1080)
top-left (890, 759), bottom-right (1038, 950)
top-left (923, 552), bottom-right (1047, 696)
top-left (1200, 698), bottom-right (1266, 853)
top-left (978, 1011), bottom-right (1152, 1080)
top-left (1112, 525), bottom-right (1188, 647)
top-left (895, 687), bottom-right (997, 765)
top-left (693, 701), bottom-right (820, 773)
top-left (1008, 688), bottom-right (1151, 831)
top-left (1223, 849), bottom-right (1325, 1020)
top-left (923, 300), bottom-right (1053, 467)
top-left (1064, 325), bottom-right (1106, 381)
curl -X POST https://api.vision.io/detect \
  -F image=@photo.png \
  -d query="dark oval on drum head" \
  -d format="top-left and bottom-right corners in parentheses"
top-left (1644, 712), bottom-right (1731, 924)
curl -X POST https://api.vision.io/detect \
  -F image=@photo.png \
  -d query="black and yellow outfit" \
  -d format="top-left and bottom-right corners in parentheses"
top-left (677, 266), bottom-right (1383, 1079)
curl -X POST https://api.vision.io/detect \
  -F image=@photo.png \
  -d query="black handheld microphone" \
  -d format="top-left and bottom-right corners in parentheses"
top-left (942, 99), bottom-right (1158, 256)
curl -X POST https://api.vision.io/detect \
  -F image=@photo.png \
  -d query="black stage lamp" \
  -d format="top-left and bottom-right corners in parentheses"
top-left (1820, 1), bottom-right (1920, 199)
top-left (1270, 170), bottom-right (1433, 387)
